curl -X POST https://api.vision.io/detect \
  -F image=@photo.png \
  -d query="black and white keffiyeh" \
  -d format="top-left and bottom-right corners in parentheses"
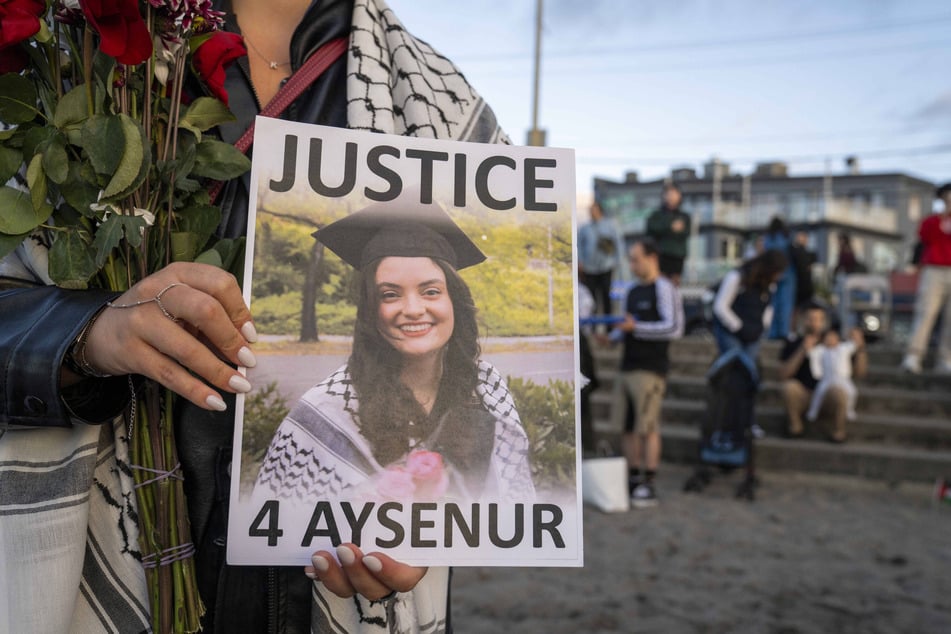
top-left (254, 360), bottom-right (534, 634)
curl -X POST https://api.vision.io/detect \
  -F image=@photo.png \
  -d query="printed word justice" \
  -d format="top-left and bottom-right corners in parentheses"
top-left (268, 135), bottom-right (559, 212)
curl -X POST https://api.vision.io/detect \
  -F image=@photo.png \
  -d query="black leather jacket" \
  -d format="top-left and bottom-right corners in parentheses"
top-left (0, 1), bottom-right (351, 631)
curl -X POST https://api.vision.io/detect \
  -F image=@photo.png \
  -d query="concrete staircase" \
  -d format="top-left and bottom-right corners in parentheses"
top-left (590, 337), bottom-right (951, 483)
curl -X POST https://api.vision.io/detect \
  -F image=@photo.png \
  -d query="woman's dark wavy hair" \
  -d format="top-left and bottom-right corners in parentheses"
top-left (740, 248), bottom-right (788, 291)
top-left (348, 257), bottom-right (481, 465)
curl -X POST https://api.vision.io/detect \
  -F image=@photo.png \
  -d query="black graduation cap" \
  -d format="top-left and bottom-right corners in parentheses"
top-left (313, 199), bottom-right (486, 271)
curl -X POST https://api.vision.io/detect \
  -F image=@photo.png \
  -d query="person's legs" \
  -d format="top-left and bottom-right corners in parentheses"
top-left (617, 373), bottom-right (640, 493)
top-left (781, 379), bottom-right (810, 436)
top-left (769, 274), bottom-right (795, 339)
top-left (587, 271), bottom-right (613, 316)
top-left (904, 267), bottom-right (944, 371)
top-left (628, 371), bottom-right (664, 507)
top-left (934, 268), bottom-right (951, 370)
top-left (805, 381), bottom-right (826, 422)
top-left (841, 379), bottom-right (858, 420)
top-left (818, 384), bottom-right (848, 442)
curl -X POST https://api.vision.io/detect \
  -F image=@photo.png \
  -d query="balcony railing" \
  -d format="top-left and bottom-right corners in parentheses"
top-left (696, 200), bottom-right (897, 233)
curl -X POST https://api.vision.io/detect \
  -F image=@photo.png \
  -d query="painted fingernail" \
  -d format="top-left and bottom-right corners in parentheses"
top-left (336, 545), bottom-right (355, 566)
top-left (241, 321), bottom-right (258, 343)
top-left (229, 374), bottom-right (252, 393)
top-left (305, 570), bottom-right (318, 580)
top-left (206, 394), bottom-right (227, 411)
top-left (237, 346), bottom-right (257, 368)
top-left (362, 555), bottom-right (383, 573)
top-left (312, 555), bottom-right (330, 573)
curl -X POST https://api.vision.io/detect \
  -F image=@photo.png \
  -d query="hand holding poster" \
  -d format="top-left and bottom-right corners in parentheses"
top-left (228, 117), bottom-right (581, 567)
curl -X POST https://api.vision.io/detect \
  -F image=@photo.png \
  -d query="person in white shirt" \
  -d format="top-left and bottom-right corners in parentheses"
top-left (806, 328), bottom-right (859, 423)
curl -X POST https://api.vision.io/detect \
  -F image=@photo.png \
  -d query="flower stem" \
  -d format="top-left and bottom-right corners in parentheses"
top-left (82, 27), bottom-right (93, 115)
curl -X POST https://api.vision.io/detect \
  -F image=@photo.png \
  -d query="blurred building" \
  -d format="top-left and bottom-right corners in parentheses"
top-left (594, 159), bottom-right (935, 286)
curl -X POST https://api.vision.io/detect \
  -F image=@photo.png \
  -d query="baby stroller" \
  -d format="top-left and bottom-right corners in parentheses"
top-left (683, 356), bottom-right (758, 500)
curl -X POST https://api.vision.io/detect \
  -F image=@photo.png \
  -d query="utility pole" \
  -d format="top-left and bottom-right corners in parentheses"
top-left (527, 0), bottom-right (546, 147)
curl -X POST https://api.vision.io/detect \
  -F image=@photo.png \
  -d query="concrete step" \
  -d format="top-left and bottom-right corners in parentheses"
top-left (654, 358), bottom-right (951, 391)
top-left (595, 359), bottom-right (951, 392)
top-left (592, 394), bottom-right (951, 449)
top-left (593, 422), bottom-right (951, 483)
top-left (592, 374), bottom-right (951, 418)
top-left (592, 336), bottom-right (935, 368)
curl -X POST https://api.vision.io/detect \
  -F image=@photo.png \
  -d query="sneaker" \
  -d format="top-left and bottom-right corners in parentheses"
top-left (751, 423), bottom-right (766, 439)
top-left (631, 483), bottom-right (658, 508)
top-left (901, 354), bottom-right (922, 375)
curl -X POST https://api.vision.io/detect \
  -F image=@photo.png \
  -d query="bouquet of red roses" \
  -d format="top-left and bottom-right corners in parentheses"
top-left (0, 1), bottom-right (249, 631)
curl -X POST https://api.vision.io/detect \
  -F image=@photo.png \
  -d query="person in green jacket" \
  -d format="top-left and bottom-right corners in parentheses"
top-left (646, 183), bottom-right (692, 286)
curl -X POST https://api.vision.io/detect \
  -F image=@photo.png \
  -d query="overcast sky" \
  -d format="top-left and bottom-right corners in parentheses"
top-left (386, 0), bottom-right (951, 199)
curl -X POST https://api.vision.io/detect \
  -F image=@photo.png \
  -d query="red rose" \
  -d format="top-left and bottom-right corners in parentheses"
top-left (0, 0), bottom-right (46, 73)
top-left (79, 0), bottom-right (152, 66)
top-left (192, 31), bottom-right (245, 106)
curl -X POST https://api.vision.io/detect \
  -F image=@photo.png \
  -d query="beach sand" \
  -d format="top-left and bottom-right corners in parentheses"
top-left (452, 464), bottom-right (951, 633)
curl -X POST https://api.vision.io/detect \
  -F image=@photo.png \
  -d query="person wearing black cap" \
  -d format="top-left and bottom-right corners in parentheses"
top-left (253, 200), bottom-right (535, 632)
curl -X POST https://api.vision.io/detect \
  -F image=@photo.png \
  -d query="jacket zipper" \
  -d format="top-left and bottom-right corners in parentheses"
top-left (267, 567), bottom-right (278, 633)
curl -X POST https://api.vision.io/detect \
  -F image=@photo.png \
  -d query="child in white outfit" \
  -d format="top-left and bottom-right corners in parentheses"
top-left (806, 328), bottom-right (858, 422)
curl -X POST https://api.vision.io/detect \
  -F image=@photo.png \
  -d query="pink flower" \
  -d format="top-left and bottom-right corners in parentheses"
top-left (375, 467), bottom-right (416, 501)
top-left (80, 0), bottom-right (153, 65)
top-left (405, 450), bottom-right (449, 499)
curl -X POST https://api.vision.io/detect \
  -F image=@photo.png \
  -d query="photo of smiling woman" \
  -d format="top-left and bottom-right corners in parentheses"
top-left (252, 200), bottom-right (536, 508)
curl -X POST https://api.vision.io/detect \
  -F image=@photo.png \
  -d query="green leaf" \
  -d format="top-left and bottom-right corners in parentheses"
top-left (175, 204), bottom-right (221, 251)
top-left (91, 214), bottom-right (147, 267)
top-left (41, 135), bottom-right (69, 184)
top-left (170, 231), bottom-right (201, 262)
top-left (22, 125), bottom-right (54, 160)
top-left (0, 186), bottom-right (48, 234)
top-left (0, 146), bottom-right (22, 184)
top-left (59, 163), bottom-right (101, 215)
top-left (181, 97), bottom-right (236, 132)
top-left (0, 74), bottom-right (39, 124)
top-left (0, 230), bottom-right (30, 260)
top-left (34, 20), bottom-right (53, 44)
top-left (49, 231), bottom-right (97, 289)
top-left (215, 237), bottom-right (245, 276)
top-left (26, 153), bottom-right (48, 212)
top-left (179, 121), bottom-right (202, 142)
top-left (194, 247), bottom-right (223, 268)
top-left (82, 115), bottom-right (123, 175)
top-left (101, 114), bottom-right (149, 199)
top-left (53, 84), bottom-right (92, 129)
top-left (191, 139), bottom-right (251, 180)
top-left (91, 52), bottom-right (116, 110)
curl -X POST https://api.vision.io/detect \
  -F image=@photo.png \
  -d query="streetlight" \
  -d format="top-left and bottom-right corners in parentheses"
top-left (527, 0), bottom-right (546, 147)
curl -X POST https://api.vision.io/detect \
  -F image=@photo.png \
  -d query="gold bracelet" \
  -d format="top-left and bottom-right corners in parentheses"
top-left (66, 309), bottom-right (113, 378)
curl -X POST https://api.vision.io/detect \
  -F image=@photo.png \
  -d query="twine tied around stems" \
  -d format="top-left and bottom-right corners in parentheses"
top-left (141, 543), bottom-right (197, 569)
top-left (131, 462), bottom-right (184, 489)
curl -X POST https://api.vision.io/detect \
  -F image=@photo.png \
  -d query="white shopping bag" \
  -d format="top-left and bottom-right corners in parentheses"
top-left (581, 457), bottom-right (630, 513)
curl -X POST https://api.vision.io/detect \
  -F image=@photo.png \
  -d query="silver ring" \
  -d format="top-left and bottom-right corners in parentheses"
top-left (107, 282), bottom-right (186, 322)
top-left (153, 283), bottom-right (183, 321)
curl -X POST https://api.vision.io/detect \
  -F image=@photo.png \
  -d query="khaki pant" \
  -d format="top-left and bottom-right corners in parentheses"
top-left (615, 370), bottom-right (666, 435)
top-left (781, 379), bottom-right (848, 439)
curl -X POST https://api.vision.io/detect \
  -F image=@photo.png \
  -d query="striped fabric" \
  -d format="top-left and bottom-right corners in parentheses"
top-left (0, 418), bottom-right (149, 633)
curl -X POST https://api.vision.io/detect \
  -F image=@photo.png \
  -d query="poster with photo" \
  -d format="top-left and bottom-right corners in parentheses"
top-left (227, 117), bottom-right (581, 567)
